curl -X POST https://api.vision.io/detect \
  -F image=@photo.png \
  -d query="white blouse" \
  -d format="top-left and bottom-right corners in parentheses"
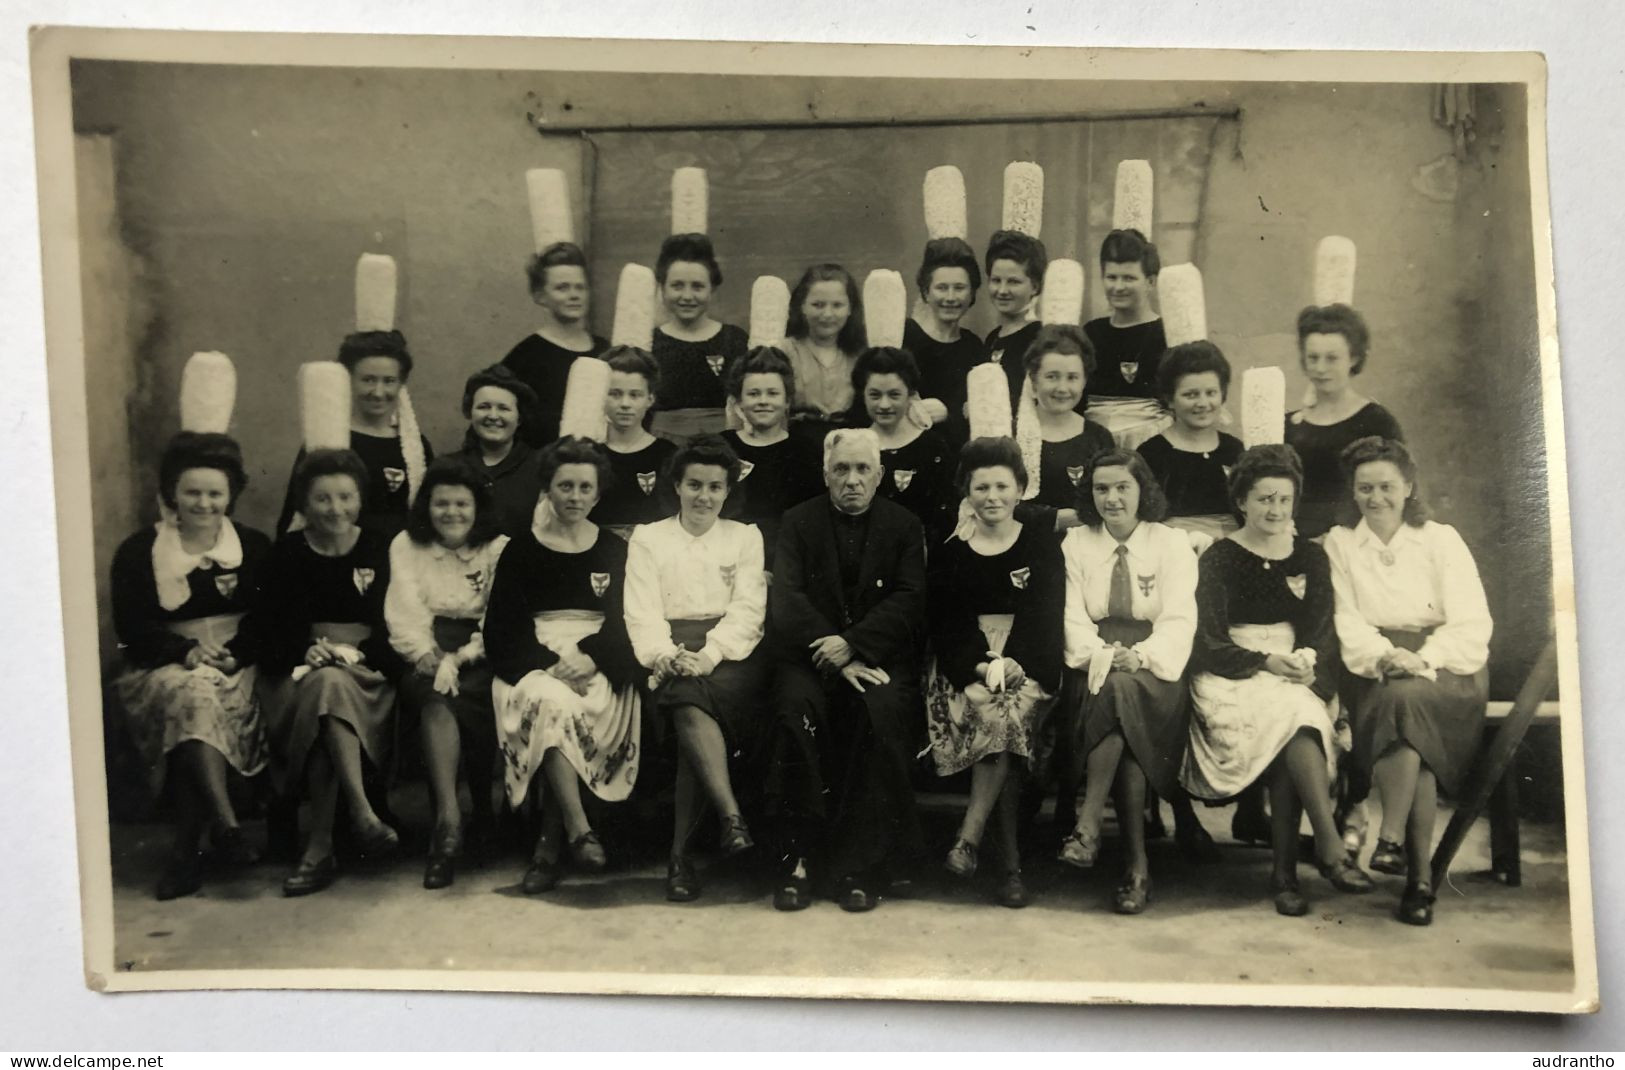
top-left (1061, 520), bottom-right (1198, 682)
top-left (783, 337), bottom-right (856, 417)
top-left (384, 531), bottom-right (510, 665)
top-left (1324, 519), bottom-right (1492, 678)
top-left (624, 516), bottom-right (766, 669)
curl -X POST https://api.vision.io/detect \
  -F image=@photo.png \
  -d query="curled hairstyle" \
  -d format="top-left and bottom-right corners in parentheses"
top-left (525, 241), bottom-right (589, 296)
top-left (956, 436), bottom-right (1029, 497)
top-left (726, 346), bottom-right (796, 401)
top-left (984, 230), bottom-right (1048, 291)
top-left (1339, 435), bottom-right (1429, 527)
top-left (405, 457), bottom-right (502, 549)
top-left (337, 329), bottom-right (414, 380)
top-left (656, 232), bottom-right (723, 287)
top-left (1073, 448), bottom-right (1168, 527)
top-left (1296, 303), bottom-right (1371, 374)
top-left (786, 263), bottom-right (867, 353)
top-left (292, 448), bottom-right (370, 512)
top-left (851, 345), bottom-right (922, 399)
top-left (823, 427), bottom-right (882, 473)
top-left (1157, 340), bottom-right (1233, 405)
top-left (915, 237), bottom-right (982, 300)
top-left (1022, 323), bottom-right (1097, 379)
top-left (159, 431), bottom-right (248, 512)
top-left (1227, 444), bottom-right (1304, 518)
top-left (537, 435), bottom-right (615, 499)
top-left (461, 364), bottom-right (541, 432)
top-left (1098, 228), bottom-right (1162, 280)
top-left (603, 345), bottom-right (661, 395)
top-left (670, 433), bottom-right (743, 490)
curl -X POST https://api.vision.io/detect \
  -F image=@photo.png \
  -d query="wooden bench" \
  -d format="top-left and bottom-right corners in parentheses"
top-left (1476, 697), bottom-right (1561, 887)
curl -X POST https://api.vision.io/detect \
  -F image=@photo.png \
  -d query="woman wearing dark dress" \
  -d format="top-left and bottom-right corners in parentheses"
top-left (258, 449), bottom-right (405, 897)
top-left (1082, 229), bottom-right (1174, 450)
top-left (1137, 340), bottom-right (1245, 544)
top-left (904, 236), bottom-right (986, 442)
top-left (591, 346), bottom-right (679, 538)
top-left (781, 263), bottom-right (868, 441)
top-left (275, 330), bottom-right (433, 541)
top-left (1325, 437), bottom-right (1492, 926)
top-left (1182, 444), bottom-right (1375, 917)
top-left (1285, 303), bottom-right (1404, 539)
top-left (1012, 324), bottom-right (1115, 533)
top-left (926, 438), bottom-right (1064, 909)
top-left (111, 432), bottom-right (272, 900)
top-left (982, 230), bottom-right (1047, 409)
top-left (649, 233), bottom-right (750, 444)
top-left (485, 438), bottom-right (642, 895)
top-left (854, 346), bottom-right (957, 546)
top-left (500, 242), bottom-right (610, 448)
top-left (452, 364), bottom-right (547, 539)
top-left (383, 460), bottom-right (509, 889)
top-left (721, 347), bottom-right (825, 573)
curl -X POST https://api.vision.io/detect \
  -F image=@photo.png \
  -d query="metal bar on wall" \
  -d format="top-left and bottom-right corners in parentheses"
top-left (532, 106), bottom-right (1241, 137)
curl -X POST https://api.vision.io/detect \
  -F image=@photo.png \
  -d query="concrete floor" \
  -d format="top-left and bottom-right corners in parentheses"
top-left (107, 795), bottom-right (1575, 999)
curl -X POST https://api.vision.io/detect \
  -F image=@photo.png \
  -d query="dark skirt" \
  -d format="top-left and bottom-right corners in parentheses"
top-left (1058, 618), bottom-right (1190, 799)
top-left (651, 617), bottom-right (769, 757)
top-left (262, 655), bottom-right (396, 798)
top-left (396, 617), bottom-right (496, 741)
top-left (1347, 627), bottom-right (1487, 797)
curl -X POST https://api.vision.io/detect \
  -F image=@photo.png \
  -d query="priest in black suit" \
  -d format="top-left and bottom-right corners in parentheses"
top-left (763, 427), bottom-right (928, 913)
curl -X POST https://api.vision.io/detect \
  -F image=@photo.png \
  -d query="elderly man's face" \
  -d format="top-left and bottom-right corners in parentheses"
top-left (826, 439), bottom-right (882, 515)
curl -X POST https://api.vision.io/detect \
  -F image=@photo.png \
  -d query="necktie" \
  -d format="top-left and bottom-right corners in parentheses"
top-left (1108, 543), bottom-right (1133, 620)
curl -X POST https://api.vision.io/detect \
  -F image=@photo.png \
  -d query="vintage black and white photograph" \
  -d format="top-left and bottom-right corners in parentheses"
top-left (30, 29), bottom-right (1593, 1010)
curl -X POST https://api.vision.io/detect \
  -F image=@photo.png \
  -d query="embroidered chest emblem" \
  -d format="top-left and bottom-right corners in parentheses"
top-left (1137, 573), bottom-right (1156, 598)
top-left (353, 567), bottom-right (376, 595)
top-left (590, 572), bottom-right (611, 597)
top-left (1009, 567), bottom-right (1031, 590)
top-left (213, 572), bottom-right (239, 599)
top-left (637, 471), bottom-right (657, 495)
top-left (1119, 362), bottom-right (1139, 384)
top-left (893, 469), bottom-right (916, 492)
top-left (738, 460), bottom-right (755, 481)
top-left (1066, 465), bottom-right (1087, 486)
top-left (465, 570), bottom-right (486, 595)
top-left (719, 563), bottom-right (737, 586)
top-left (382, 467), bottom-right (406, 493)
top-left (1286, 573), bottom-right (1307, 600)
top-left (704, 354), bottom-right (725, 377)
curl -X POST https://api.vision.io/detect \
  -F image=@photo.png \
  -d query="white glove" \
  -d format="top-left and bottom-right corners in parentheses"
top-left (433, 654), bottom-right (461, 697)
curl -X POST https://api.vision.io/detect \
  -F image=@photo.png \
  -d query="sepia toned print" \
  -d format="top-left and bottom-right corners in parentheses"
top-left (31, 29), bottom-right (1592, 1011)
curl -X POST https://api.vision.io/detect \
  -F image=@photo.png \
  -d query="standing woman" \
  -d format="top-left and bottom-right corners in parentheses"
top-left (1012, 324), bottom-right (1116, 531)
top-left (452, 364), bottom-right (546, 539)
top-left (1285, 304), bottom-right (1404, 539)
top-left (258, 446), bottom-right (404, 896)
top-left (1081, 229), bottom-right (1171, 450)
top-left (112, 421), bottom-right (272, 900)
top-left (500, 242), bottom-right (610, 448)
top-left (624, 436), bottom-right (769, 902)
top-left (649, 234), bottom-right (750, 445)
top-left (485, 437), bottom-right (642, 894)
top-left (1056, 449), bottom-right (1202, 913)
top-left (855, 346), bottom-right (957, 546)
top-left (721, 347), bottom-right (826, 573)
top-left (1137, 341), bottom-right (1245, 543)
top-left (1182, 444), bottom-right (1375, 915)
top-left (983, 230), bottom-right (1047, 409)
top-left (1325, 437), bottom-right (1492, 926)
top-left (903, 237), bottom-right (985, 439)
top-left (591, 345), bottom-right (679, 538)
top-left (384, 458), bottom-right (510, 889)
top-left (781, 263), bottom-right (867, 434)
top-left (926, 438), bottom-right (1064, 908)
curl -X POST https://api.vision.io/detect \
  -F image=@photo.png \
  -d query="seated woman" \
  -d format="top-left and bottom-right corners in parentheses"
top-left (1082, 228), bottom-right (1172, 450)
top-left (383, 458), bottom-right (510, 889)
top-left (780, 263), bottom-right (867, 438)
top-left (591, 346), bottom-right (679, 540)
top-left (452, 364), bottom-right (546, 539)
top-left (1013, 323), bottom-right (1116, 532)
top-left (484, 437), bottom-right (642, 894)
top-left (1182, 444), bottom-right (1375, 916)
top-left (624, 436), bottom-right (769, 902)
top-left (500, 242), bottom-right (609, 448)
top-left (258, 448), bottom-right (404, 897)
top-left (926, 438), bottom-right (1064, 909)
top-left (903, 236), bottom-right (985, 441)
top-left (1324, 437), bottom-right (1492, 926)
top-left (1137, 340), bottom-right (1245, 545)
top-left (721, 346), bottom-right (826, 573)
top-left (854, 346), bottom-right (957, 546)
top-left (111, 431), bottom-right (273, 900)
top-left (1285, 304), bottom-right (1404, 540)
top-left (1056, 449), bottom-right (1202, 914)
top-left (276, 330), bottom-right (433, 541)
top-left (649, 233), bottom-right (750, 445)
top-left (982, 230), bottom-right (1047, 408)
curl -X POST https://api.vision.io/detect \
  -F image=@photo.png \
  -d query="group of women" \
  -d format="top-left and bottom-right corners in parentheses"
top-left (109, 220), bottom-right (1493, 929)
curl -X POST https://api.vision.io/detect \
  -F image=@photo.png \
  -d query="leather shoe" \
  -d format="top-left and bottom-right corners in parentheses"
top-left (719, 814), bottom-right (754, 856)
top-left (155, 850), bottom-right (204, 901)
top-left (282, 854), bottom-right (338, 897)
top-left (211, 825), bottom-right (260, 868)
top-left (1113, 872), bottom-right (1153, 915)
top-left (521, 857), bottom-right (561, 895)
top-left (944, 838), bottom-right (978, 878)
top-left (1057, 829), bottom-right (1099, 869)
top-left (773, 873), bottom-right (812, 912)
top-left (569, 830), bottom-right (608, 871)
top-left (666, 854), bottom-right (700, 902)
top-left (995, 870), bottom-right (1028, 909)
top-left (353, 819), bottom-right (400, 860)
top-left (1318, 853), bottom-right (1376, 894)
top-left (423, 825), bottom-right (461, 890)
top-left (1271, 874), bottom-right (1308, 917)
top-left (1397, 881), bottom-right (1435, 926)
top-left (1368, 838), bottom-right (1406, 876)
top-left (838, 879), bottom-right (877, 913)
